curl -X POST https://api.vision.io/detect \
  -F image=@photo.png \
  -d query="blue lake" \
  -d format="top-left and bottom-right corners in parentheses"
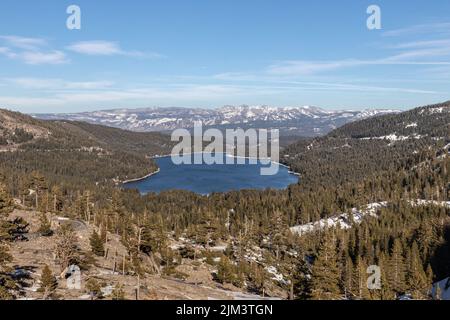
top-left (123, 153), bottom-right (299, 195)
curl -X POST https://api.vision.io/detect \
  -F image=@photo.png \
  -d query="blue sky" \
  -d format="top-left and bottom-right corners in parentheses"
top-left (0, 0), bottom-right (450, 113)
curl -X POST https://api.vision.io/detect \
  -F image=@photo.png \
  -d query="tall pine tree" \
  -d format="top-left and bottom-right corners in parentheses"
top-left (310, 232), bottom-right (341, 300)
top-left (0, 183), bottom-right (13, 216)
top-left (406, 241), bottom-right (429, 299)
top-left (89, 230), bottom-right (105, 256)
top-left (38, 265), bottom-right (58, 299)
top-left (387, 239), bottom-right (406, 296)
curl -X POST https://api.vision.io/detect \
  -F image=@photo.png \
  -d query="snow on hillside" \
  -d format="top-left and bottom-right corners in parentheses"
top-left (419, 105), bottom-right (450, 115)
top-left (405, 122), bottom-right (418, 128)
top-left (265, 266), bottom-right (288, 284)
top-left (290, 202), bottom-right (388, 236)
top-left (409, 199), bottom-right (450, 208)
top-left (33, 105), bottom-right (400, 136)
top-left (290, 199), bottom-right (449, 237)
top-left (355, 109), bottom-right (401, 118)
top-left (360, 133), bottom-right (425, 143)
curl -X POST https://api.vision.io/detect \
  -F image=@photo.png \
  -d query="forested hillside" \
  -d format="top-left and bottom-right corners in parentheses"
top-left (0, 102), bottom-right (449, 300)
top-left (282, 101), bottom-right (450, 188)
top-left (0, 109), bottom-right (173, 190)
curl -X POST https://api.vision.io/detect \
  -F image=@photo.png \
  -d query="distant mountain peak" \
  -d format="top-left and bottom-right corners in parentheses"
top-left (33, 105), bottom-right (400, 137)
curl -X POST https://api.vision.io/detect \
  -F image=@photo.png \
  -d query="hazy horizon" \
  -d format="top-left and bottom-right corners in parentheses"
top-left (1, 1), bottom-right (450, 113)
top-left (27, 103), bottom-right (418, 115)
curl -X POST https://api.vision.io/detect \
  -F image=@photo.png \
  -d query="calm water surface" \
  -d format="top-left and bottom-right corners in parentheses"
top-left (123, 153), bottom-right (298, 195)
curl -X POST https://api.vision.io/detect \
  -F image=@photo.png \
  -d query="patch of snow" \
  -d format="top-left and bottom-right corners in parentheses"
top-left (265, 266), bottom-right (287, 284)
top-left (101, 285), bottom-right (114, 296)
top-left (209, 245), bottom-right (227, 252)
top-left (360, 133), bottom-right (425, 143)
top-left (290, 202), bottom-right (388, 236)
top-left (291, 200), bottom-right (448, 237)
top-left (409, 199), bottom-right (450, 209)
top-left (429, 107), bottom-right (444, 114)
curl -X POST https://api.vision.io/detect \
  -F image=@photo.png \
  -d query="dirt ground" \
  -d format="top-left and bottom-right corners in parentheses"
top-left (6, 209), bottom-right (280, 300)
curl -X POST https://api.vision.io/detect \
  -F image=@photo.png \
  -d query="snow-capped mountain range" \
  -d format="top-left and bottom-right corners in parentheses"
top-left (35, 105), bottom-right (400, 136)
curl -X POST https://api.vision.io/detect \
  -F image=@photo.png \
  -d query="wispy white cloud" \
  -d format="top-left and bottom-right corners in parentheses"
top-left (281, 81), bottom-right (439, 95)
top-left (210, 74), bottom-right (440, 94)
top-left (19, 51), bottom-right (68, 65)
top-left (54, 85), bottom-right (253, 103)
top-left (0, 83), bottom-right (290, 110)
top-left (5, 77), bottom-right (114, 90)
top-left (390, 39), bottom-right (450, 49)
top-left (0, 36), bottom-right (161, 65)
top-left (0, 46), bottom-right (17, 59)
top-left (66, 40), bottom-right (163, 58)
top-left (0, 48), bottom-right (69, 65)
top-left (67, 41), bottom-right (127, 55)
top-left (0, 35), bottom-right (69, 65)
top-left (264, 23), bottom-right (450, 76)
top-left (0, 35), bottom-right (47, 50)
top-left (267, 45), bottom-right (450, 76)
top-left (383, 22), bottom-right (450, 37)
top-left (267, 60), bottom-right (365, 76)
top-left (0, 79), bottom-right (440, 112)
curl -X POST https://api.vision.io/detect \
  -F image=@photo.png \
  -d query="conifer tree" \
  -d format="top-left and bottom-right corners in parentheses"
top-left (85, 278), bottom-right (103, 300)
top-left (217, 255), bottom-right (235, 284)
top-left (30, 171), bottom-right (48, 210)
top-left (378, 249), bottom-right (395, 300)
top-left (292, 253), bottom-right (312, 299)
top-left (38, 265), bottom-right (58, 299)
top-left (0, 243), bottom-right (14, 299)
top-left (249, 264), bottom-right (267, 296)
top-left (407, 241), bottom-right (429, 299)
top-left (139, 222), bottom-right (167, 254)
top-left (310, 232), bottom-right (341, 300)
top-left (50, 186), bottom-right (63, 213)
top-left (89, 230), bottom-right (105, 256)
top-left (352, 256), bottom-right (370, 300)
top-left (54, 224), bottom-right (79, 271)
top-left (387, 239), bottom-right (406, 296)
top-left (111, 284), bottom-right (125, 300)
top-left (0, 183), bottom-right (14, 216)
top-left (341, 255), bottom-right (354, 299)
top-left (38, 212), bottom-right (53, 236)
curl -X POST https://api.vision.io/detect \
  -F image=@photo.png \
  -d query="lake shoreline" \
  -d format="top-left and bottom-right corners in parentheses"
top-left (122, 152), bottom-right (300, 185)
top-left (121, 168), bottom-right (161, 184)
top-left (152, 152), bottom-right (301, 175)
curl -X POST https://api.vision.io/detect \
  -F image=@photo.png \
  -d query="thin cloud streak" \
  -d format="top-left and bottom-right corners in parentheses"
top-left (383, 22), bottom-right (450, 37)
top-left (0, 80), bottom-right (440, 110)
top-left (66, 40), bottom-right (164, 59)
top-left (5, 77), bottom-right (114, 90)
top-left (0, 35), bottom-right (69, 65)
top-left (0, 35), bottom-right (47, 50)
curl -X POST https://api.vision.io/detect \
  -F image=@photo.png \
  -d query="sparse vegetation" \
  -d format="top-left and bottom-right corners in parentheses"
top-left (0, 103), bottom-right (448, 300)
